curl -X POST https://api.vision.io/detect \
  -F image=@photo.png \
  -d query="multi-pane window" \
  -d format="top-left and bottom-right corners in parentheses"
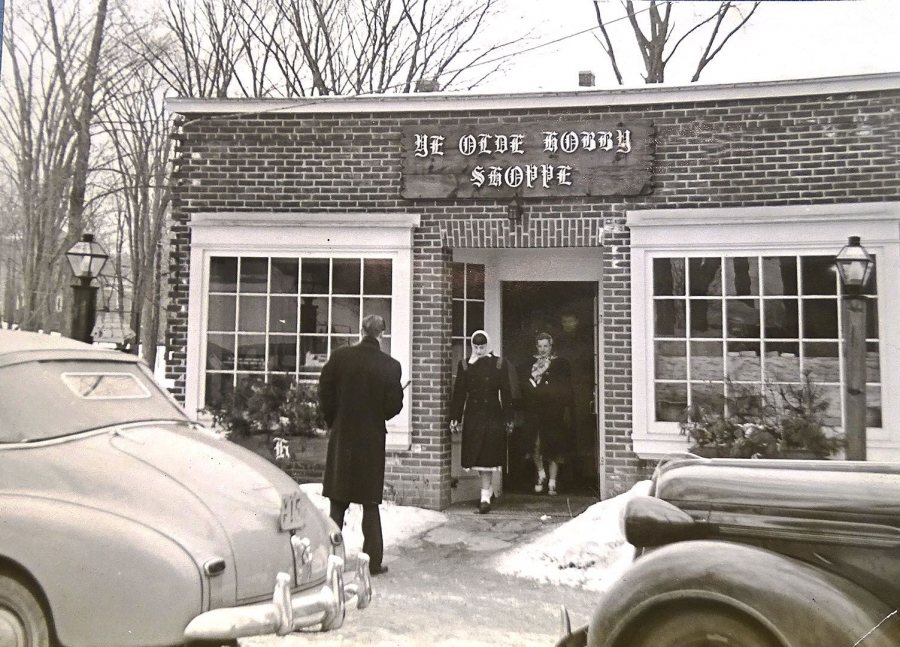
top-left (450, 263), bottom-right (485, 369)
top-left (205, 256), bottom-right (392, 406)
top-left (653, 255), bottom-right (880, 428)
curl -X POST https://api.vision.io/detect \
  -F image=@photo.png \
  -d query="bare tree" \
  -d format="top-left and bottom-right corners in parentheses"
top-left (95, 53), bottom-right (172, 363)
top-left (125, 0), bottom-right (244, 98)
top-left (593, 0), bottom-right (761, 84)
top-left (0, 1), bottom-right (89, 331)
top-left (48, 0), bottom-right (109, 247)
top-left (264, 0), bottom-right (517, 94)
top-left (128, 0), bottom-right (519, 98)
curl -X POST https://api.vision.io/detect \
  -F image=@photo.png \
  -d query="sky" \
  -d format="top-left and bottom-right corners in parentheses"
top-left (483, 0), bottom-right (900, 92)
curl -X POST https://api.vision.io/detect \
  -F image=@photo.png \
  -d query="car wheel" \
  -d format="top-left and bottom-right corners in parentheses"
top-left (627, 605), bottom-right (778, 647)
top-left (0, 573), bottom-right (51, 647)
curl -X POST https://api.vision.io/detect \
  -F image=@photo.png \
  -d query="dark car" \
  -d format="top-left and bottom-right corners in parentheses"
top-left (557, 457), bottom-right (900, 647)
top-left (0, 331), bottom-right (371, 647)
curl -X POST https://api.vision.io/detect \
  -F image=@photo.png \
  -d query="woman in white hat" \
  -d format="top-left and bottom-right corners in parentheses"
top-left (449, 330), bottom-right (515, 513)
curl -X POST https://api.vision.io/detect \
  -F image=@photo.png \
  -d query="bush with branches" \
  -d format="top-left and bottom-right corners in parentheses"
top-left (680, 372), bottom-right (842, 459)
top-left (207, 374), bottom-right (326, 439)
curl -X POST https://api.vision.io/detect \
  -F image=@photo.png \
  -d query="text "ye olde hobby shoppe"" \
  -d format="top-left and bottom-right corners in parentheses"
top-left (412, 130), bottom-right (634, 189)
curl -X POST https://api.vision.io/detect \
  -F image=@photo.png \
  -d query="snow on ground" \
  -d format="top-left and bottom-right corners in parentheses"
top-left (492, 480), bottom-right (653, 591)
top-left (300, 480), bottom-right (652, 591)
top-left (299, 483), bottom-right (447, 556)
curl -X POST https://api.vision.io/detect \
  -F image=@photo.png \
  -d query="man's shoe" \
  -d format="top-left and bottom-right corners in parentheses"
top-left (478, 501), bottom-right (491, 514)
top-left (370, 564), bottom-right (389, 576)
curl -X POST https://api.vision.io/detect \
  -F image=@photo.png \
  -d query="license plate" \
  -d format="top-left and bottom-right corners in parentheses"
top-left (280, 491), bottom-right (306, 531)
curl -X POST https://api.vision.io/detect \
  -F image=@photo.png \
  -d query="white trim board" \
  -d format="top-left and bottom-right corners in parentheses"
top-left (628, 202), bottom-right (900, 461)
top-left (185, 212), bottom-right (419, 450)
top-left (167, 72), bottom-right (900, 116)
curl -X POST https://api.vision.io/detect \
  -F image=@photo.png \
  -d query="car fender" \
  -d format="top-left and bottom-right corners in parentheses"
top-left (588, 540), bottom-right (900, 647)
top-left (0, 494), bottom-right (208, 647)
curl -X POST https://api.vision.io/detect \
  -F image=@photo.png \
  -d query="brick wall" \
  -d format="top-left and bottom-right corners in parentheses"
top-left (168, 86), bottom-right (900, 507)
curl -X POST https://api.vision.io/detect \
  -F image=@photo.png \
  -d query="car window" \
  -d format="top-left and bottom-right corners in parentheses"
top-left (0, 360), bottom-right (188, 443)
top-left (61, 373), bottom-right (152, 400)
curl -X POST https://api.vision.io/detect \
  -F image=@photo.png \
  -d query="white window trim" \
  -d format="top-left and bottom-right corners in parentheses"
top-left (628, 202), bottom-right (900, 460)
top-left (186, 212), bottom-right (420, 450)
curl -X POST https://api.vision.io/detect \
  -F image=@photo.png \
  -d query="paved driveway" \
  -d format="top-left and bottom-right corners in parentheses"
top-left (242, 499), bottom-right (603, 646)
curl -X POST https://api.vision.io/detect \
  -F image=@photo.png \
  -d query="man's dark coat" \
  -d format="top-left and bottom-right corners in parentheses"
top-left (319, 336), bottom-right (403, 504)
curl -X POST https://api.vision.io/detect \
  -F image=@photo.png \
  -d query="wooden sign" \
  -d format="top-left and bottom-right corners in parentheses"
top-left (401, 120), bottom-right (654, 199)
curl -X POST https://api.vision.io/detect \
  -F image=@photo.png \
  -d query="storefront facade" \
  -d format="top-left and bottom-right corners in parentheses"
top-left (167, 72), bottom-right (900, 509)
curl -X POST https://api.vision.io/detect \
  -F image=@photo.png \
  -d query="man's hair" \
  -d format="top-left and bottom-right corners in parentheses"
top-left (361, 314), bottom-right (386, 338)
top-left (536, 331), bottom-right (554, 345)
top-left (472, 332), bottom-right (488, 345)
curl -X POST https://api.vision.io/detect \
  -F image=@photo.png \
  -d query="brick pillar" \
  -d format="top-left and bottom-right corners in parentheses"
top-left (601, 225), bottom-right (652, 496)
top-left (382, 224), bottom-right (452, 509)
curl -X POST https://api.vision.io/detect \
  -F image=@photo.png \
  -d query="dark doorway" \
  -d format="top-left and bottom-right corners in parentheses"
top-left (502, 281), bottom-right (598, 497)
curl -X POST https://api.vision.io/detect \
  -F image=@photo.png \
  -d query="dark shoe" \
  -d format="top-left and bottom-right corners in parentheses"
top-left (370, 564), bottom-right (389, 576)
top-left (478, 501), bottom-right (491, 514)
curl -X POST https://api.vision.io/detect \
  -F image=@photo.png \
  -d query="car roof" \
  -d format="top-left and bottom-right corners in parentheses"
top-left (0, 330), bottom-right (140, 368)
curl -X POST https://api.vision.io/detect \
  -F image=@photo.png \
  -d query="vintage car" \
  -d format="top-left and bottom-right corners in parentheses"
top-left (557, 457), bottom-right (900, 647)
top-left (0, 331), bottom-right (371, 647)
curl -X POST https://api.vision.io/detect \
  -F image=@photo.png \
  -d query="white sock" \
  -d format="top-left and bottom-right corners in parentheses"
top-left (548, 479), bottom-right (557, 490)
top-left (537, 469), bottom-right (546, 482)
top-left (480, 488), bottom-right (492, 503)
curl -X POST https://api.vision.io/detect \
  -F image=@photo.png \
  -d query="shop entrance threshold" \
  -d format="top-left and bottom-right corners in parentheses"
top-left (445, 492), bottom-right (597, 519)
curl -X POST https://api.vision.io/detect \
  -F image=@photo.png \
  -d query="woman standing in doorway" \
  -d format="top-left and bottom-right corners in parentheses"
top-left (450, 330), bottom-right (515, 514)
top-left (525, 332), bottom-right (575, 496)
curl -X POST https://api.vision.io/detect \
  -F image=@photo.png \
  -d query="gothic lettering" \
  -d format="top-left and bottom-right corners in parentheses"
top-left (468, 163), bottom-right (577, 189)
top-left (459, 134), bottom-right (477, 156)
top-left (413, 133), bottom-right (445, 158)
top-left (560, 131), bottom-right (579, 153)
top-left (617, 129), bottom-right (632, 154)
top-left (504, 166), bottom-right (524, 187)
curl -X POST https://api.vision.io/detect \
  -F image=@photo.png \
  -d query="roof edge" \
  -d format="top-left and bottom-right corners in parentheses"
top-left (166, 71), bottom-right (900, 116)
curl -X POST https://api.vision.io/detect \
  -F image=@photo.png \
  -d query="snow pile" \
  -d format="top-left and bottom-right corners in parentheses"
top-left (299, 483), bottom-right (447, 556)
top-left (492, 480), bottom-right (653, 591)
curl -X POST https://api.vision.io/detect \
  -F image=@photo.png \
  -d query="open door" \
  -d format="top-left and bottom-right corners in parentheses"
top-left (502, 281), bottom-right (599, 495)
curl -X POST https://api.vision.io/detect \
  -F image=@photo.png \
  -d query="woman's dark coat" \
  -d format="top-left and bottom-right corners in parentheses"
top-left (319, 336), bottom-right (403, 504)
top-left (523, 356), bottom-right (575, 461)
top-left (450, 354), bottom-right (514, 468)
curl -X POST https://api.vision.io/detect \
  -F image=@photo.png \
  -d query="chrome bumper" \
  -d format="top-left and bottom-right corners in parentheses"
top-left (183, 553), bottom-right (372, 641)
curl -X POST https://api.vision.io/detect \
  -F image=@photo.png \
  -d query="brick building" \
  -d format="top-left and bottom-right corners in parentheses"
top-left (167, 72), bottom-right (900, 509)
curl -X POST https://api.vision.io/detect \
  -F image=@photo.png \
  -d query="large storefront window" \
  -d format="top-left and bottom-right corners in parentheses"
top-left (653, 254), bottom-right (881, 428)
top-left (205, 255), bottom-right (393, 407)
top-left (450, 262), bottom-right (485, 368)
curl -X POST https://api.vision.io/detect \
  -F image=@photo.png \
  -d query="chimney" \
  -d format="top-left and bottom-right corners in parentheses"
top-left (578, 70), bottom-right (595, 88)
top-left (415, 78), bottom-right (441, 93)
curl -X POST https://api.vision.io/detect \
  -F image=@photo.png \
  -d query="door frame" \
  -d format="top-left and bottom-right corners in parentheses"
top-left (451, 248), bottom-right (605, 501)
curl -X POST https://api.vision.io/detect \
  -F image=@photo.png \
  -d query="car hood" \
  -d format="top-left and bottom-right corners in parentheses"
top-left (2, 423), bottom-right (333, 601)
top-left (656, 458), bottom-right (900, 520)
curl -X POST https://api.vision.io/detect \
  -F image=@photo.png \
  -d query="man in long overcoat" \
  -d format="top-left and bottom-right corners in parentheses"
top-left (319, 314), bottom-right (403, 575)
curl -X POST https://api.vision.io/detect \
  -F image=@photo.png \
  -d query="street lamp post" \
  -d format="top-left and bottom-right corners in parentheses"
top-left (835, 236), bottom-right (875, 461)
top-left (65, 233), bottom-right (109, 344)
